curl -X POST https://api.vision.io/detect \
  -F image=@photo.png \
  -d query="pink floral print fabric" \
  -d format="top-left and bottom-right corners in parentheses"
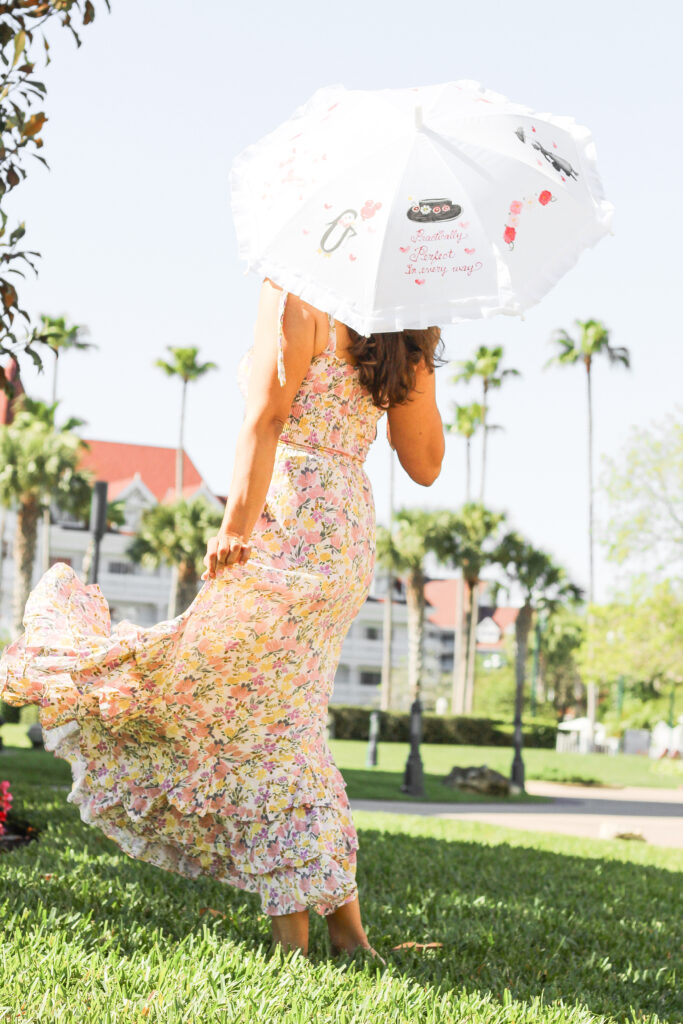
top-left (0, 316), bottom-right (384, 916)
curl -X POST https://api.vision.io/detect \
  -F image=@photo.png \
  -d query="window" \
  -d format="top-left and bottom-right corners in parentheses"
top-left (360, 670), bottom-right (381, 687)
top-left (363, 626), bottom-right (380, 641)
top-left (108, 561), bottom-right (135, 575)
top-left (335, 665), bottom-right (350, 684)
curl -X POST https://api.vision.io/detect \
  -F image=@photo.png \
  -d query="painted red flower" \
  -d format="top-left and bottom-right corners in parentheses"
top-left (504, 225), bottom-right (516, 245)
top-left (510, 200), bottom-right (522, 215)
top-left (539, 190), bottom-right (552, 206)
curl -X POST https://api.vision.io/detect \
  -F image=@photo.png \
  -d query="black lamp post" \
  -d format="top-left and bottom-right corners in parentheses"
top-left (89, 480), bottom-right (108, 585)
top-left (401, 696), bottom-right (425, 796)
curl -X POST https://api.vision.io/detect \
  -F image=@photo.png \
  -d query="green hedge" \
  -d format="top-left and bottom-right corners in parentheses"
top-left (328, 705), bottom-right (557, 748)
top-left (0, 700), bottom-right (20, 724)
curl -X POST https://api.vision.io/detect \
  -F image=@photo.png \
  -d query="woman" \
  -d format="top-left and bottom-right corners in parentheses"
top-left (0, 278), bottom-right (445, 958)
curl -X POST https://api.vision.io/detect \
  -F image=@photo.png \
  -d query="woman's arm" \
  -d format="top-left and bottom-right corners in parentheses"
top-left (386, 360), bottom-right (445, 486)
top-left (203, 280), bottom-right (316, 578)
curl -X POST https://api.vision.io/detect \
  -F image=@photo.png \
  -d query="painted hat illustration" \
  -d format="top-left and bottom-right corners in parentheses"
top-left (407, 198), bottom-right (462, 223)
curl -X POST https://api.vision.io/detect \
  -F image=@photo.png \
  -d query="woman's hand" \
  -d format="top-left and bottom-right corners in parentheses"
top-left (202, 530), bottom-right (251, 580)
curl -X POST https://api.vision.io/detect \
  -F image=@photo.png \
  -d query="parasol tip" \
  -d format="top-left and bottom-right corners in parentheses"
top-left (414, 105), bottom-right (423, 131)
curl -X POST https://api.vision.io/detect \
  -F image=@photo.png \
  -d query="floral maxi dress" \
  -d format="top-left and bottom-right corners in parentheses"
top-left (0, 304), bottom-right (384, 916)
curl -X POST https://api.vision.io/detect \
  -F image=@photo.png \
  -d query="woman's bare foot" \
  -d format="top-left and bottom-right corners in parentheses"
top-left (326, 896), bottom-right (384, 963)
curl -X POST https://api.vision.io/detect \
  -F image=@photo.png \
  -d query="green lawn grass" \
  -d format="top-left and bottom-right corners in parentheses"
top-left (328, 739), bottom-right (683, 795)
top-left (0, 746), bottom-right (681, 1023)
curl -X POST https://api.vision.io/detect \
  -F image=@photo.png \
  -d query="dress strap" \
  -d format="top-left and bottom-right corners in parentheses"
top-left (327, 310), bottom-right (337, 354)
top-left (276, 289), bottom-right (288, 386)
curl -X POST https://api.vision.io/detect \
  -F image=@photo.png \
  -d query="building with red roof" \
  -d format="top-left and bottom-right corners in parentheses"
top-left (424, 577), bottom-right (518, 663)
top-left (0, 433), bottom-right (221, 634)
top-left (79, 440), bottom-right (205, 503)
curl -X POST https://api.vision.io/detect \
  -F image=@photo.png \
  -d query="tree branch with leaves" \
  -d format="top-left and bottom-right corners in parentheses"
top-left (0, 1), bottom-right (110, 381)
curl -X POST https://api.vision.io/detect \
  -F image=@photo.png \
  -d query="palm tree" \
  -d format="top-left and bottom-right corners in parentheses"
top-left (155, 347), bottom-right (218, 617)
top-left (546, 319), bottom-right (630, 738)
top-left (376, 509), bottom-right (452, 707)
top-left (154, 347), bottom-right (218, 497)
top-left (444, 404), bottom-right (502, 711)
top-left (435, 503), bottom-right (505, 714)
top-left (29, 316), bottom-right (96, 573)
top-left (445, 402), bottom-right (483, 503)
top-left (452, 346), bottom-right (520, 503)
top-left (494, 531), bottom-right (582, 789)
top-left (128, 497), bottom-right (223, 616)
top-left (31, 315), bottom-right (96, 405)
top-left (0, 408), bottom-right (92, 637)
top-left (376, 508), bottom-right (453, 796)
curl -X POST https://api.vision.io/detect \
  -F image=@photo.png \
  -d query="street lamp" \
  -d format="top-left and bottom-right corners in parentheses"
top-left (88, 480), bottom-right (108, 585)
top-left (401, 695), bottom-right (425, 796)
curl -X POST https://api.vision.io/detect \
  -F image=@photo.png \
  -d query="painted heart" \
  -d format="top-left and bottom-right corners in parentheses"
top-left (302, 229), bottom-right (310, 235)
top-left (464, 247), bottom-right (475, 254)
top-left (349, 254), bottom-right (357, 261)
top-left (414, 278), bottom-right (425, 285)
top-left (399, 246), bottom-right (409, 253)
top-left (460, 221), bottom-right (470, 228)
top-left (324, 203), bottom-right (332, 209)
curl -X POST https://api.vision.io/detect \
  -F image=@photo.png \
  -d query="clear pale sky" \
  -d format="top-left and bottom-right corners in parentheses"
top-left (8, 0), bottom-right (683, 602)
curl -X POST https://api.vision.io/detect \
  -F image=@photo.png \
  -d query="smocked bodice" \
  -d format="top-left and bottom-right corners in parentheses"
top-left (237, 324), bottom-right (384, 463)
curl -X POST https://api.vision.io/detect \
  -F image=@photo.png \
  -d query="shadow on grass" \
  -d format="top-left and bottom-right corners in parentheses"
top-left (1, 748), bottom-right (680, 1023)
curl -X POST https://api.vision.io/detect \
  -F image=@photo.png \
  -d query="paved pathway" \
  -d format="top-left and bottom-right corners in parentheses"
top-left (351, 781), bottom-right (683, 849)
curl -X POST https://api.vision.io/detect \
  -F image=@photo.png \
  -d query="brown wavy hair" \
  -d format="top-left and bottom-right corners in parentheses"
top-left (345, 326), bottom-right (444, 409)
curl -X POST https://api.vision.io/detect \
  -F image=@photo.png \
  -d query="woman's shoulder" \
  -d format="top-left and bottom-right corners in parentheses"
top-left (261, 278), bottom-right (332, 356)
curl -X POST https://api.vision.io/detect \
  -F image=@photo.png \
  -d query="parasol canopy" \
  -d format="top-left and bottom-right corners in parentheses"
top-left (230, 81), bottom-right (614, 335)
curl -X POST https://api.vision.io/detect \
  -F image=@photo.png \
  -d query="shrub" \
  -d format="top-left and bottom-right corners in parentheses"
top-left (0, 700), bottom-right (20, 724)
top-left (327, 705), bottom-right (557, 748)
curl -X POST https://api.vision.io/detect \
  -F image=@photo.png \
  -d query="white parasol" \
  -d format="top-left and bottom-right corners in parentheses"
top-left (230, 81), bottom-right (614, 335)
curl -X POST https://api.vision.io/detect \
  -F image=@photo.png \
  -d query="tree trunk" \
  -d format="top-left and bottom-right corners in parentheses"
top-left (0, 506), bottom-right (5, 595)
top-left (52, 350), bottom-right (59, 406)
top-left (81, 535), bottom-right (94, 584)
top-left (405, 567), bottom-right (425, 706)
top-left (168, 380), bottom-right (188, 620)
top-left (585, 358), bottom-right (597, 746)
top-left (450, 572), bottom-right (467, 714)
top-left (380, 450), bottom-right (395, 712)
top-left (511, 601), bottom-right (533, 789)
top-left (465, 437), bottom-right (471, 503)
top-left (479, 381), bottom-right (488, 503)
top-left (464, 579), bottom-right (479, 714)
top-left (13, 497), bottom-right (40, 638)
top-left (41, 506), bottom-right (51, 575)
top-left (177, 380), bottom-right (187, 497)
top-left (380, 572), bottom-right (393, 711)
top-left (176, 561), bottom-right (199, 615)
top-left (585, 359), bottom-right (594, 604)
top-left (530, 612), bottom-right (542, 716)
